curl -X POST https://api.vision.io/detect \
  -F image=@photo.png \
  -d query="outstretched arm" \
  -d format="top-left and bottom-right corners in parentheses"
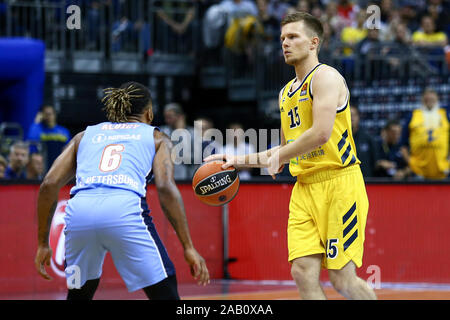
top-left (152, 129), bottom-right (209, 286)
top-left (35, 131), bottom-right (84, 280)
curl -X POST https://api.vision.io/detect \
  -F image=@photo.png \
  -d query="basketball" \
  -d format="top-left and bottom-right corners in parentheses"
top-left (192, 160), bottom-right (240, 206)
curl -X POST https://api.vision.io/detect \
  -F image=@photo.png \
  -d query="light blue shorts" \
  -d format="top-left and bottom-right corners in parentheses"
top-left (63, 189), bottom-right (175, 292)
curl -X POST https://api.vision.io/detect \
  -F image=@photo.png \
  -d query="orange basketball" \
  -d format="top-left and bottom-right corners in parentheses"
top-left (192, 160), bottom-right (240, 206)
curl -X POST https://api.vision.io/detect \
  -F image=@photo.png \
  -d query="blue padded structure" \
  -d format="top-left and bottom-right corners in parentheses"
top-left (0, 38), bottom-right (45, 135)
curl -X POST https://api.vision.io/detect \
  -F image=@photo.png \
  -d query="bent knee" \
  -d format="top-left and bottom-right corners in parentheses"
top-left (290, 259), bottom-right (319, 282)
top-left (329, 273), bottom-right (348, 293)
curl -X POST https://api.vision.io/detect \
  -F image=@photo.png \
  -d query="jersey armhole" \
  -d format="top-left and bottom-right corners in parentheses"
top-left (336, 76), bottom-right (350, 113)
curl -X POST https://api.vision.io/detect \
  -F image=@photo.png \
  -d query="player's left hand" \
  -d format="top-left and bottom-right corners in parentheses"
top-left (35, 245), bottom-right (53, 281)
top-left (184, 247), bottom-right (210, 286)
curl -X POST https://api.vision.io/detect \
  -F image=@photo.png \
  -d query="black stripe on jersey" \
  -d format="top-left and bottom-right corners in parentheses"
top-left (343, 215), bottom-right (358, 238)
top-left (141, 197), bottom-right (176, 277)
top-left (344, 230), bottom-right (358, 251)
top-left (343, 202), bottom-right (356, 224)
top-left (341, 144), bottom-right (352, 164)
top-left (337, 130), bottom-right (348, 151)
top-left (348, 155), bottom-right (356, 165)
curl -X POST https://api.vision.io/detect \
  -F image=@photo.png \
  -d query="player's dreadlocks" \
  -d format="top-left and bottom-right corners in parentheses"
top-left (102, 81), bottom-right (153, 123)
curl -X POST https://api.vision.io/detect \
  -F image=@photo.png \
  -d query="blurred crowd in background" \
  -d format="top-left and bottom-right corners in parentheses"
top-left (1, 86), bottom-right (448, 182)
top-left (0, 0), bottom-right (449, 182)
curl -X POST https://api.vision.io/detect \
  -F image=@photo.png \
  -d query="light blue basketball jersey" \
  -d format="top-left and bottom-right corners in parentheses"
top-left (70, 122), bottom-right (157, 197)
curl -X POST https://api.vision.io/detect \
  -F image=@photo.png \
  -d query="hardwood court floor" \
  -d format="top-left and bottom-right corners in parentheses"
top-left (181, 280), bottom-right (450, 300)
top-left (2, 280), bottom-right (449, 300)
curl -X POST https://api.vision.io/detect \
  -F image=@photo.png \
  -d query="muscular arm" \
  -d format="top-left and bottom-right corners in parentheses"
top-left (37, 132), bottom-right (84, 246)
top-left (276, 67), bottom-right (340, 164)
top-left (152, 129), bottom-right (194, 250)
top-left (152, 129), bottom-right (209, 284)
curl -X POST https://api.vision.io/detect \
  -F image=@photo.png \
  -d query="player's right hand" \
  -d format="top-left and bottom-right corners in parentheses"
top-left (184, 247), bottom-right (210, 286)
top-left (35, 245), bottom-right (53, 281)
top-left (203, 154), bottom-right (238, 170)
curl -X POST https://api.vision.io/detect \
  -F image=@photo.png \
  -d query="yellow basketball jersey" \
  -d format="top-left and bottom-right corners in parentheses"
top-left (280, 64), bottom-right (360, 179)
top-left (407, 108), bottom-right (449, 179)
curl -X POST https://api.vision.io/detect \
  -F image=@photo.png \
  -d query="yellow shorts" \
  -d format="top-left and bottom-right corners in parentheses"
top-left (288, 165), bottom-right (369, 270)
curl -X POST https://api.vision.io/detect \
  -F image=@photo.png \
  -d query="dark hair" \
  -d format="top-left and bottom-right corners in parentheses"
top-left (102, 81), bottom-right (153, 123)
top-left (41, 105), bottom-right (55, 112)
top-left (281, 11), bottom-right (324, 46)
top-left (384, 119), bottom-right (401, 130)
top-left (423, 86), bottom-right (438, 96)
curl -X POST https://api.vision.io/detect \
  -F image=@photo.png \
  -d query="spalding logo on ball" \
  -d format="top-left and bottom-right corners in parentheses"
top-left (192, 160), bottom-right (240, 206)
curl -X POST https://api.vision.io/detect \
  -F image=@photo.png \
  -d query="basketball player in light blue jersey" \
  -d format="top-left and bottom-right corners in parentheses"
top-left (34, 82), bottom-right (209, 300)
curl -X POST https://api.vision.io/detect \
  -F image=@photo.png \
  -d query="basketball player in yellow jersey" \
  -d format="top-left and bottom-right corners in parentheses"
top-left (205, 12), bottom-right (376, 300)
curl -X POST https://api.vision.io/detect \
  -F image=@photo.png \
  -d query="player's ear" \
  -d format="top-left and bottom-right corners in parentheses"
top-left (310, 36), bottom-right (320, 51)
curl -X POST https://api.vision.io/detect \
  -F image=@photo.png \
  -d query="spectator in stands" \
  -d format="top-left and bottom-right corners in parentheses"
top-left (295, 0), bottom-right (310, 13)
top-left (399, 2), bottom-right (420, 32)
top-left (256, 0), bottom-right (280, 44)
top-left (380, 0), bottom-right (395, 24)
top-left (27, 105), bottom-right (71, 171)
top-left (340, 10), bottom-right (368, 56)
top-left (133, 19), bottom-right (152, 58)
top-left (418, 0), bottom-right (449, 37)
top-left (336, 0), bottom-right (359, 28)
top-left (382, 22), bottom-right (437, 77)
top-left (350, 105), bottom-right (378, 177)
top-left (356, 27), bottom-right (383, 78)
top-left (400, 88), bottom-right (449, 180)
top-left (267, 0), bottom-right (291, 22)
top-left (26, 152), bottom-right (45, 180)
top-left (194, 116), bottom-right (223, 158)
top-left (374, 120), bottom-right (409, 179)
top-left (318, 20), bottom-right (341, 65)
top-left (380, 9), bottom-right (409, 42)
top-left (111, 16), bottom-right (134, 52)
top-left (160, 103), bottom-right (195, 180)
top-left (379, 9), bottom-right (403, 42)
top-left (412, 15), bottom-right (448, 48)
top-left (382, 23), bottom-right (411, 72)
top-left (223, 122), bottom-right (255, 180)
top-left (157, 2), bottom-right (195, 36)
top-left (322, 1), bottom-right (347, 36)
top-left (156, 1), bottom-right (196, 54)
top-left (310, 4), bottom-right (324, 20)
top-left (0, 155), bottom-right (7, 179)
top-left (220, 0), bottom-right (258, 23)
top-left (223, 0), bottom-right (263, 56)
top-left (86, 0), bottom-right (102, 50)
top-left (4, 141), bottom-right (29, 180)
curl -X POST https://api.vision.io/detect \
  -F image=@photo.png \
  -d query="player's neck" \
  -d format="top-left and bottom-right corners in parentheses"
top-left (127, 115), bottom-right (144, 123)
top-left (294, 56), bottom-right (320, 84)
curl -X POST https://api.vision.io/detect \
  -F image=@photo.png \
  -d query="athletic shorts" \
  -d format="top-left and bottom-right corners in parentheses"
top-left (287, 165), bottom-right (369, 270)
top-left (63, 189), bottom-right (175, 292)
